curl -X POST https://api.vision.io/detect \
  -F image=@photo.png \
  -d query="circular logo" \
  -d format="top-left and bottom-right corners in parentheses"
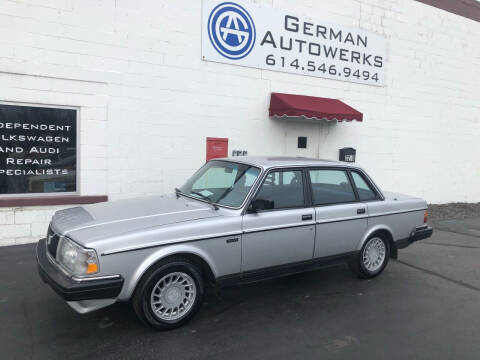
top-left (208, 2), bottom-right (256, 60)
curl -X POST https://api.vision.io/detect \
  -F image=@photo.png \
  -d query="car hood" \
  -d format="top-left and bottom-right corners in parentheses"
top-left (51, 194), bottom-right (220, 241)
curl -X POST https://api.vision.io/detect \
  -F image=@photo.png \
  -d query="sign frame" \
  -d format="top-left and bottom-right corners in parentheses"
top-left (0, 101), bottom-right (80, 198)
top-left (202, 0), bottom-right (387, 86)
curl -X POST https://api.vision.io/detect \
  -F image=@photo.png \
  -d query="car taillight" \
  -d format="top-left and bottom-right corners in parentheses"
top-left (424, 210), bottom-right (428, 223)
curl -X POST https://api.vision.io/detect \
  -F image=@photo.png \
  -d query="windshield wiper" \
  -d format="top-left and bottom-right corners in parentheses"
top-left (190, 191), bottom-right (219, 210)
top-left (215, 186), bottom-right (234, 204)
top-left (190, 191), bottom-right (212, 201)
top-left (216, 166), bottom-right (251, 204)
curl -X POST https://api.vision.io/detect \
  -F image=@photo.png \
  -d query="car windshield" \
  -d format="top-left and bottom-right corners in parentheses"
top-left (179, 161), bottom-right (261, 208)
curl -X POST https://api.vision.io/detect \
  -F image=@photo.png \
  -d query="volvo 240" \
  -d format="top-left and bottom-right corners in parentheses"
top-left (36, 157), bottom-right (433, 330)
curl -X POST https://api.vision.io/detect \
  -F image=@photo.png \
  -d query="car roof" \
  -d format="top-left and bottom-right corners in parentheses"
top-left (212, 156), bottom-right (353, 169)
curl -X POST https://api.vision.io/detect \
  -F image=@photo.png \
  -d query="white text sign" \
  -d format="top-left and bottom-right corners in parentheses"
top-left (202, 0), bottom-right (387, 86)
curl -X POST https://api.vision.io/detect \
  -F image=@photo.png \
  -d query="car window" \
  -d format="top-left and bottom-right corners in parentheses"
top-left (180, 161), bottom-right (261, 207)
top-left (192, 166), bottom-right (238, 190)
top-left (308, 169), bottom-right (356, 205)
top-left (254, 170), bottom-right (304, 209)
top-left (351, 171), bottom-right (377, 201)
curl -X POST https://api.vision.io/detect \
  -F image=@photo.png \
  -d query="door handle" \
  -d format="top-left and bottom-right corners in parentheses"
top-left (302, 214), bottom-right (313, 221)
top-left (357, 208), bottom-right (366, 214)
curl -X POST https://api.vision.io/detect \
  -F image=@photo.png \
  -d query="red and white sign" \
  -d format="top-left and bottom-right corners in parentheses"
top-left (206, 137), bottom-right (228, 161)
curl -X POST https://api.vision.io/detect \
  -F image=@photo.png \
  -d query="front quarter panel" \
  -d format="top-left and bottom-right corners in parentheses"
top-left (93, 214), bottom-right (242, 300)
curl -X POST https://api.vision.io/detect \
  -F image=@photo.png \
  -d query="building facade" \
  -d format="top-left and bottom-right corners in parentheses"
top-left (0, 0), bottom-right (479, 245)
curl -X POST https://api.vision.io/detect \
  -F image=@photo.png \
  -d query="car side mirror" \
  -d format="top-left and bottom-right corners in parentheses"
top-left (248, 198), bottom-right (274, 212)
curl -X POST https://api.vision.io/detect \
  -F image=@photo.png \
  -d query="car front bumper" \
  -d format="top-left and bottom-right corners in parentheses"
top-left (36, 238), bottom-right (124, 304)
top-left (396, 225), bottom-right (433, 249)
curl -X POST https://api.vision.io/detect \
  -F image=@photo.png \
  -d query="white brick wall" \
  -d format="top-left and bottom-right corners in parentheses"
top-left (0, 0), bottom-right (479, 245)
top-left (0, 206), bottom-right (70, 245)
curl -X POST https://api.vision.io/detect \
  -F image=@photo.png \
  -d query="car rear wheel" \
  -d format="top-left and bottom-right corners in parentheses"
top-left (350, 233), bottom-right (390, 279)
top-left (132, 258), bottom-right (204, 330)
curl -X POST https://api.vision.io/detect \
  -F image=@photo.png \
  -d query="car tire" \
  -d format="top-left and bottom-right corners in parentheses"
top-left (349, 233), bottom-right (390, 279)
top-left (132, 258), bottom-right (204, 330)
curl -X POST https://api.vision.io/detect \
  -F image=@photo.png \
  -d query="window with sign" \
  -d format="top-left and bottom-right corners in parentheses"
top-left (0, 104), bottom-right (77, 196)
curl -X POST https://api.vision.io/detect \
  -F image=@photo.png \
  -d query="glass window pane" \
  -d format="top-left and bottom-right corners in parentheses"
top-left (0, 104), bottom-right (77, 195)
top-left (351, 171), bottom-right (377, 201)
top-left (308, 169), bottom-right (356, 205)
top-left (218, 167), bottom-right (261, 207)
top-left (255, 170), bottom-right (304, 209)
top-left (192, 166), bottom-right (238, 190)
top-left (180, 161), bottom-right (260, 207)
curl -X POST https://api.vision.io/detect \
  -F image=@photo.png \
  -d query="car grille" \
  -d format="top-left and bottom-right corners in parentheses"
top-left (46, 225), bottom-right (61, 259)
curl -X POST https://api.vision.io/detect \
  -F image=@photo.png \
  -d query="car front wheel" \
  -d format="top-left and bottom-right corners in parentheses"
top-left (350, 233), bottom-right (390, 279)
top-left (132, 258), bottom-right (204, 330)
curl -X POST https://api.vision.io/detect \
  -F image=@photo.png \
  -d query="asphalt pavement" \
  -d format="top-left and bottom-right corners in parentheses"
top-left (1, 218), bottom-right (480, 360)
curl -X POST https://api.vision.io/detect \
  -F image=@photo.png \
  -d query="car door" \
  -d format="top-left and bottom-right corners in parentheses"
top-left (241, 168), bottom-right (315, 272)
top-left (307, 168), bottom-right (368, 258)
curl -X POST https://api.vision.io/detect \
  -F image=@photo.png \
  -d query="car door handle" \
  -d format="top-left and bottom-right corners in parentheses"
top-left (357, 208), bottom-right (366, 214)
top-left (302, 214), bottom-right (313, 221)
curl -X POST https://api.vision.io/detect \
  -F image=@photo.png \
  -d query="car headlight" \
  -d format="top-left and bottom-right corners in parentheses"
top-left (56, 237), bottom-right (99, 276)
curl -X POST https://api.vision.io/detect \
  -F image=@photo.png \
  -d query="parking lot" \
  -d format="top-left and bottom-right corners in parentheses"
top-left (1, 216), bottom-right (480, 360)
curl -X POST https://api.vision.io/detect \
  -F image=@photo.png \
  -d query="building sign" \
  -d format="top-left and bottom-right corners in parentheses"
top-left (0, 104), bottom-right (77, 195)
top-left (202, 0), bottom-right (387, 86)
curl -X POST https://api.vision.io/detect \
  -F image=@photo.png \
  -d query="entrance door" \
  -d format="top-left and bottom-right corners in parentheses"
top-left (242, 169), bottom-right (315, 271)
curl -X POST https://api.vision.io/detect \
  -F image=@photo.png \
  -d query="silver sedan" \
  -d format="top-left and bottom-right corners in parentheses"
top-left (36, 156), bottom-right (433, 330)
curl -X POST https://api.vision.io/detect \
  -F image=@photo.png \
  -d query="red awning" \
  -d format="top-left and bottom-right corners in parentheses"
top-left (269, 92), bottom-right (363, 122)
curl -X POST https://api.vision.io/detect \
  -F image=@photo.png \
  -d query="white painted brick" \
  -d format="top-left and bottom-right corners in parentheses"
top-left (1, 238), bottom-right (16, 246)
top-left (2, 224), bottom-right (31, 238)
top-left (82, 145), bottom-right (108, 159)
top-left (82, 157), bottom-right (107, 171)
top-left (14, 209), bottom-right (49, 224)
top-left (15, 237), bottom-right (39, 245)
top-left (81, 106), bottom-right (108, 121)
top-left (0, 210), bottom-right (15, 224)
top-left (81, 119), bottom-right (107, 146)
top-left (0, 205), bottom-right (72, 246)
top-left (80, 170), bottom-right (108, 195)
top-left (31, 222), bottom-right (49, 238)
